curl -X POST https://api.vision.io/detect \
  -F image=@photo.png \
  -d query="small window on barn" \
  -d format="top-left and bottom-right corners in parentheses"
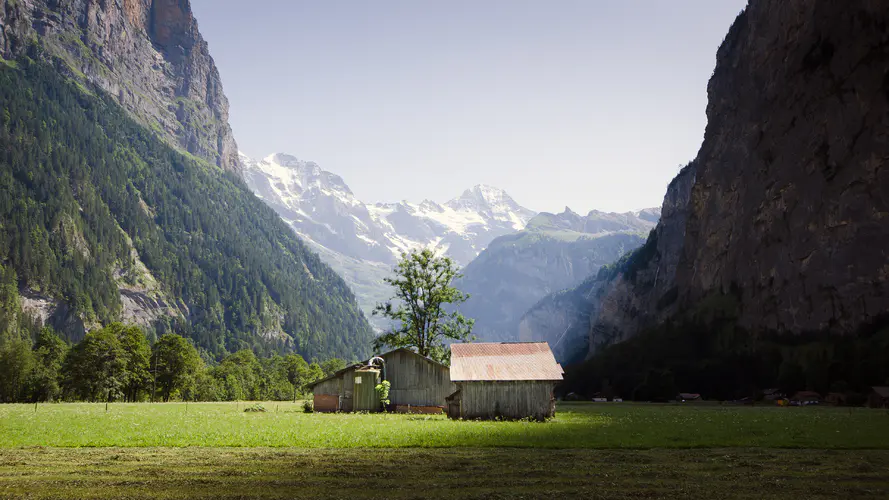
top-left (354, 376), bottom-right (362, 384)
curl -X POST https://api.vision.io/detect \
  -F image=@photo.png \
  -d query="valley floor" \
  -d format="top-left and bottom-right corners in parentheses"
top-left (1, 447), bottom-right (888, 499)
top-left (1, 403), bottom-right (888, 498)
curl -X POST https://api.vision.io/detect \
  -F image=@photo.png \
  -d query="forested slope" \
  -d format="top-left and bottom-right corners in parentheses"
top-left (0, 59), bottom-right (373, 360)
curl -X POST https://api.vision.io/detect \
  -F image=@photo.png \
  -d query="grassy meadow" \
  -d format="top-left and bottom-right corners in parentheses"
top-left (2, 447), bottom-right (888, 499)
top-left (1, 401), bottom-right (888, 449)
top-left (2, 402), bottom-right (888, 498)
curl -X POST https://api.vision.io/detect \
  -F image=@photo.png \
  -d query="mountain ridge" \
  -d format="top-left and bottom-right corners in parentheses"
top-left (0, 0), bottom-right (239, 171)
top-left (455, 207), bottom-right (658, 350)
top-left (241, 152), bottom-right (539, 325)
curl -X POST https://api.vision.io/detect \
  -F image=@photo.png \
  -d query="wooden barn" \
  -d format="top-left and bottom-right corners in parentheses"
top-left (308, 348), bottom-right (455, 413)
top-left (446, 342), bottom-right (563, 421)
top-left (869, 386), bottom-right (889, 408)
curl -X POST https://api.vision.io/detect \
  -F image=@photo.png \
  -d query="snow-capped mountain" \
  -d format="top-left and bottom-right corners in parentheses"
top-left (241, 152), bottom-right (537, 324)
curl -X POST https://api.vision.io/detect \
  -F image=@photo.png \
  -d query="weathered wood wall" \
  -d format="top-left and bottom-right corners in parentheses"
top-left (458, 381), bottom-right (556, 420)
top-left (313, 378), bottom-right (340, 396)
top-left (353, 369), bottom-right (380, 411)
top-left (310, 350), bottom-right (455, 412)
top-left (382, 350), bottom-right (456, 407)
top-left (312, 368), bottom-right (355, 411)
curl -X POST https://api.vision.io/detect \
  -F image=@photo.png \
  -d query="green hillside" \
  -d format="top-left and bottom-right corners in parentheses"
top-left (0, 59), bottom-right (373, 360)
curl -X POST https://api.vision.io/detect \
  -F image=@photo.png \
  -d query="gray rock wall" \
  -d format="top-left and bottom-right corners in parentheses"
top-left (676, 0), bottom-right (889, 335)
top-left (0, 0), bottom-right (239, 172)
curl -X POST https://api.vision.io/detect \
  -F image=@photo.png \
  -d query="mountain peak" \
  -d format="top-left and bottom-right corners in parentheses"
top-left (446, 184), bottom-right (527, 216)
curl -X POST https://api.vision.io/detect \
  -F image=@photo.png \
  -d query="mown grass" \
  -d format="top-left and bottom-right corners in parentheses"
top-left (1, 402), bottom-right (888, 449)
top-left (0, 447), bottom-right (887, 499)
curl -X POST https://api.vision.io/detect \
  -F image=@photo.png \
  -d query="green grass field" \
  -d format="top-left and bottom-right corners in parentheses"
top-left (2, 402), bottom-right (888, 449)
top-left (1, 403), bottom-right (888, 498)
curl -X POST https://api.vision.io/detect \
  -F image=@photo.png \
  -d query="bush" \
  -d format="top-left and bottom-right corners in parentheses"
top-left (302, 400), bottom-right (314, 413)
top-left (243, 403), bottom-right (266, 413)
top-left (375, 380), bottom-right (391, 409)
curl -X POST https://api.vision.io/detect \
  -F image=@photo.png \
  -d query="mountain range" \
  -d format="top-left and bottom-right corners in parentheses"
top-left (456, 207), bottom-right (657, 353)
top-left (241, 152), bottom-right (661, 335)
top-left (241, 153), bottom-right (538, 325)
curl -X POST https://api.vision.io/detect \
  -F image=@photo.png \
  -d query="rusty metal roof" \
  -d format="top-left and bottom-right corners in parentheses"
top-left (449, 342), bottom-right (563, 381)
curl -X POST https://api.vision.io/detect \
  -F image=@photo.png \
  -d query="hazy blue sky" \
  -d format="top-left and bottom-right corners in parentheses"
top-left (191, 1), bottom-right (747, 213)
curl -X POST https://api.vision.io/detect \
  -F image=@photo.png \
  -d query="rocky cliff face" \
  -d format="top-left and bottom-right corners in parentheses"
top-left (571, 0), bottom-right (889, 362)
top-left (675, 0), bottom-right (889, 335)
top-left (0, 0), bottom-right (238, 172)
top-left (517, 167), bottom-right (692, 360)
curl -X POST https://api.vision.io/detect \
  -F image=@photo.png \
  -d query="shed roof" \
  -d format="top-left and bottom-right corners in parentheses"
top-left (873, 386), bottom-right (889, 398)
top-left (449, 342), bottom-right (563, 382)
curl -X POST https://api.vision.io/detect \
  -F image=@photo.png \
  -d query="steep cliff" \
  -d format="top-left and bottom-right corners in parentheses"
top-left (0, 0), bottom-right (239, 171)
top-left (675, 0), bottom-right (889, 335)
top-left (518, 166), bottom-right (692, 361)
top-left (563, 0), bottom-right (889, 398)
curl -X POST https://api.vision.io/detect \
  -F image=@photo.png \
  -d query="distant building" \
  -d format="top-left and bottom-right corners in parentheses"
top-left (825, 392), bottom-right (847, 406)
top-left (678, 393), bottom-right (702, 402)
top-left (308, 348), bottom-right (455, 413)
top-left (869, 386), bottom-right (889, 408)
top-left (792, 391), bottom-right (822, 405)
top-left (762, 388), bottom-right (786, 401)
top-left (446, 342), bottom-right (563, 421)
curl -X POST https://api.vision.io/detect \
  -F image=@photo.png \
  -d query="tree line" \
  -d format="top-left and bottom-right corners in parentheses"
top-left (0, 323), bottom-right (348, 403)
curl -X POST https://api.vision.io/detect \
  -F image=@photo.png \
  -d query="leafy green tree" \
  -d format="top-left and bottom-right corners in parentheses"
top-left (213, 349), bottom-right (263, 401)
top-left (307, 362), bottom-right (324, 386)
top-left (62, 327), bottom-right (127, 402)
top-left (259, 354), bottom-right (294, 401)
top-left (0, 339), bottom-right (34, 402)
top-left (284, 353), bottom-right (310, 402)
top-left (373, 249), bottom-right (474, 363)
top-left (182, 367), bottom-right (221, 402)
top-left (152, 334), bottom-right (203, 402)
top-left (29, 328), bottom-right (67, 402)
top-left (320, 358), bottom-right (347, 377)
top-left (108, 323), bottom-right (151, 402)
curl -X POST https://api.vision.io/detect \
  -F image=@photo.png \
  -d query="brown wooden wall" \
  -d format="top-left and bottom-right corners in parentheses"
top-left (311, 350), bottom-right (456, 412)
top-left (458, 381), bottom-right (556, 420)
top-left (382, 350), bottom-right (456, 407)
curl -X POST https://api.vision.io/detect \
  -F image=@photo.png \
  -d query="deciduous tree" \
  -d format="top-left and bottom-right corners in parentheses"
top-left (152, 334), bottom-right (202, 402)
top-left (373, 249), bottom-right (474, 364)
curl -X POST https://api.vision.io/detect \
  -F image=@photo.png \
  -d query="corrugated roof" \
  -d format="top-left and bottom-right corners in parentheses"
top-left (450, 342), bottom-right (563, 381)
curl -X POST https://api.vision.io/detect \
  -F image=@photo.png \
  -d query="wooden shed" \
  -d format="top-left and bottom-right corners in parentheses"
top-left (308, 348), bottom-right (455, 413)
top-left (869, 386), bottom-right (889, 408)
top-left (446, 342), bottom-right (563, 421)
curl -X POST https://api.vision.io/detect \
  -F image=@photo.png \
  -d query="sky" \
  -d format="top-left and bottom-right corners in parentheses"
top-left (191, 1), bottom-right (747, 214)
